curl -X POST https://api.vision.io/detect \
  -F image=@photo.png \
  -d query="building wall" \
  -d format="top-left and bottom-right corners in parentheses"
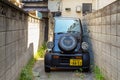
top-left (96, 0), bottom-right (116, 10)
top-left (0, 1), bottom-right (45, 80)
top-left (83, 1), bottom-right (120, 80)
top-left (48, 0), bottom-right (96, 18)
top-left (61, 0), bottom-right (95, 18)
top-left (48, 0), bottom-right (61, 12)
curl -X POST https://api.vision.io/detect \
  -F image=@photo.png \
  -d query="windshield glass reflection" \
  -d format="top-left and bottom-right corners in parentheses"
top-left (54, 19), bottom-right (81, 33)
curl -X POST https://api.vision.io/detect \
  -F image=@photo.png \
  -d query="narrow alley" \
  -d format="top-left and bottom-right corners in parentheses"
top-left (32, 58), bottom-right (93, 80)
top-left (0, 0), bottom-right (120, 80)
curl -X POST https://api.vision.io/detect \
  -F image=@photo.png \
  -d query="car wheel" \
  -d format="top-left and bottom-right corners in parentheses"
top-left (45, 66), bottom-right (50, 72)
top-left (44, 53), bottom-right (51, 72)
top-left (82, 53), bottom-right (90, 72)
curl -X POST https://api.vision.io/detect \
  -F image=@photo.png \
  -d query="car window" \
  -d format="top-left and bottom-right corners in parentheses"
top-left (54, 19), bottom-right (81, 33)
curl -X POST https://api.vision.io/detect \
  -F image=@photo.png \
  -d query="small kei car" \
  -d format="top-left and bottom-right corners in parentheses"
top-left (44, 17), bottom-right (90, 72)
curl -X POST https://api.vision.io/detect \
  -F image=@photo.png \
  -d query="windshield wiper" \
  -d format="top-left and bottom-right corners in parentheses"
top-left (67, 31), bottom-right (80, 33)
top-left (56, 32), bottom-right (65, 34)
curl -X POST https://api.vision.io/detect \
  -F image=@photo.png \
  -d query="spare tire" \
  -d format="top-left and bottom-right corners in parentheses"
top-left (58, 34), bottom-right (77, 52)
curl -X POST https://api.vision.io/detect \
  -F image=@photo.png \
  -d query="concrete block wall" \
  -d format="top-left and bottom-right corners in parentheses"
top-left (83, 1), bottom-right (120, 80)
top-left (0, 1), bottom-right (45, 80)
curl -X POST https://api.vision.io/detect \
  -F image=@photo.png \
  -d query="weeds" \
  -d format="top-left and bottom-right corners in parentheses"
top-left (75, 68), bottom-right (85, 79)
top-left (93, 66), bottom-right (105, 80)
top-left (34, 43), bottom-right (47, 59)
top-left (19, 43), bottom-right (46, 80)
top-left (19, 57), bottom-right (36, 80)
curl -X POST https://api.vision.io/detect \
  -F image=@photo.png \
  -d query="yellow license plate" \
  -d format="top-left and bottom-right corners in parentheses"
top-left (70, 59), bottom-right (82, 66)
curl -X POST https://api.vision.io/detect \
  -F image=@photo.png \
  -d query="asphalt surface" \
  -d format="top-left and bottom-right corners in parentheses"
top-left (32, 58), bottom-right (94, 80)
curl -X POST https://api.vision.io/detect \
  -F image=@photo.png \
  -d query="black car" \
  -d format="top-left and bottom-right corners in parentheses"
top-left (44, 17), bottom-right (90, 72)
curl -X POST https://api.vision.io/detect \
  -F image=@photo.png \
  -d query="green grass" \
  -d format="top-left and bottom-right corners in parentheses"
top-left (19, 57), bottom-right (36, 80)
top-left (19, 43), bottom-right (47, 80)
top-left (93, 66), bottom-right (105, 80)
top-left (34, 43), bottom-right (47, 59)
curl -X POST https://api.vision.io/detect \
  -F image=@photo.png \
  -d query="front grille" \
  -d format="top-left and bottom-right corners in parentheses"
top-left (60, 56), bottom-right (74, 63)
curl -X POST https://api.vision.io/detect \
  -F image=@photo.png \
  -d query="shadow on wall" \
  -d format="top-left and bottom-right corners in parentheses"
top-left (82, 18), bottom-right (94, 66)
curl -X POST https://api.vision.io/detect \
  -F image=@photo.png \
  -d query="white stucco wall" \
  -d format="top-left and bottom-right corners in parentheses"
top-left (96, 0), bottom-right (116, 9)
top-left (48, 0), bottom-right (61, 12)
top-left (61, 0), bottom-right (94, 18)
top-left (48, 0), bottom-right (95, 18)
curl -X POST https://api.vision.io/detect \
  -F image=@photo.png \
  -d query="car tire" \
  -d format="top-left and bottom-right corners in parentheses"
top-left (44, 53), bottom-right (51, 72)
top-left (45, 66), bottom-right (50, 72)
top-left (82, 53), bottom-right (90, 72)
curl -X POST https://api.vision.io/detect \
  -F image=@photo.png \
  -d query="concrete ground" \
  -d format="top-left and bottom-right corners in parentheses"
top-left (32, 58), bottom-right (94, 80)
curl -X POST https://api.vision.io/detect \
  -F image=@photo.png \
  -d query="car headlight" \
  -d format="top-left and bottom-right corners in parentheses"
top-left (47, 41), bottom-right (54, 49)
top-left (81, 42), bottom-right (89, 51)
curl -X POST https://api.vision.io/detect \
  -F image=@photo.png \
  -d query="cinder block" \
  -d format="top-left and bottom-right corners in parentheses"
top-left (105, 44), bottom-right (111, 54)
top-left (117, 0), bottom-right (120, 13)
top-left (5, 55), bottom-right (16, 70)
top-left (110, 1), bottom-right (117, 14)
top-left (13, 31), bottom-right (17, 42)
top-left (106, 64), bottom-right (112, 80)
top-left (117, 13), bottom-right (120, 24)
top-left (101, 25), bottom-right (106, 34)
top-left (106, 25), bottom-right (111, 35)
top-left (117, 25), bottom-right (120, 36)
top-left (6, 31), bottom-right (12, 44)
top-left (0, 60), bottom-right (6, 77)
top-left (12, 31), bottom-right (17, 42)
top-left (101, 17), bottom-right (106, 25)
top-left (6, 56), bottom-right (11, 70)
top-left (101, 34), bottom-right (106, 42)
top-left (15, 21), bottom-right (20, 30)
top-left (0, 32), bottom-right (5, 47)
top-left (6, 44), bottom-right (12, 57)
top-left (117, 36), bottom-right (120, 43)
top-left (111, 66), bottom-right (118, 80)
top-left (98, 25), bottom-right (102, 33)
top-left (5, 68), bottom-right (12, 80)
top-left (0, 16), bottom-right (6, 32)
top-left (0, 74), bottom-right (6, 80)
top-left (11, 55), bottom-right (16, 66)
top-left (106, 34), bottom-right (110, 43)
top-left (97, 10), bottom-right (102, 17)
top-left (111, 35), bottom-right (117, 45)
top-left (118, 48), bottom-right (120, 60)
top-left (106, 16), bottom-right (111, 25)
top-left (0, 46), bottom-right (5, 62)
top-left (118, 70), bottom-right (120, 80)
top-left (117, 60), bottom-right (120, 72)
top-left (111, 46), bottom-right (118, 59)
top-left (6, 19), bottom-right (13, 31)
top-left (111, 14), bottom-right (117, 25)
top-left (111, 24), bottom-right (117, 36)
top-left (11, 64), bottom-right (17, 80)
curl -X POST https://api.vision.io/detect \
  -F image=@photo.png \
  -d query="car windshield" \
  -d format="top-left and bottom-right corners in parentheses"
top-left (54, 19), bottom-right (81, 33)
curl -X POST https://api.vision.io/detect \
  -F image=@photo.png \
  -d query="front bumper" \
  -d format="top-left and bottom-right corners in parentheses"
top-left (45, 53), bottom-right (90, 70)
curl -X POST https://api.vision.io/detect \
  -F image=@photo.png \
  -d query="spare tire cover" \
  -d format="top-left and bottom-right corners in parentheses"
top-left (58, 34), bottom-right (77, 52)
